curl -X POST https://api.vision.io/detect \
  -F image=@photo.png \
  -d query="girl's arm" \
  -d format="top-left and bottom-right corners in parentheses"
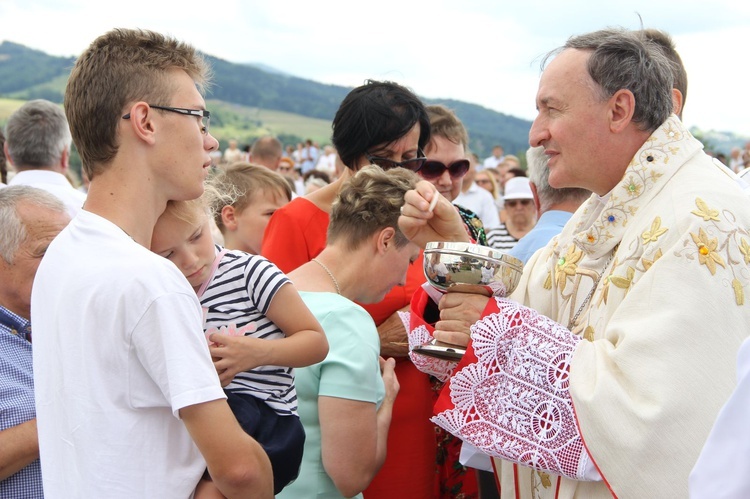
top-left (319, 357), bottom-right (399, 497)
top-left (210, 284), bottom-right (327, 384)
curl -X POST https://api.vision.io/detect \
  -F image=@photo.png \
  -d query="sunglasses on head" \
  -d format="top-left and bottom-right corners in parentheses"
top-left (364, 150), bottom-right (427, 171)
top-left (505, 199), bottom-right (533, 208)
top-left (415, 159), bottom-right (470, 180)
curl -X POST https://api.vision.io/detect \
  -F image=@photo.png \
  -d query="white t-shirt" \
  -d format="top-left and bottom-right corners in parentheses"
top-left (453, 183), bottom-right (501, 229)
top-left (9, 169), bottom-right (87, 217)
top-left (482, 155), bottom-right (503, 170)
top-left (31, 210), bottom-right (225, 498)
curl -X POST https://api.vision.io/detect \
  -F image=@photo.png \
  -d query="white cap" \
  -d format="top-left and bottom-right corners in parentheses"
top-left (503, 176), bottom-right (533, 200)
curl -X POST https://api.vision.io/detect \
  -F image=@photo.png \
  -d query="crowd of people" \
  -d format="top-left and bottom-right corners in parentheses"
top-left (207, 135), bottom-right (340, 199)
top-left (2, 24), bottom-right (750, 499)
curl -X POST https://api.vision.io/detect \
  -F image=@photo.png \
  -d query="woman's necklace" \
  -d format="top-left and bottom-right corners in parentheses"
top-left (311, 258), bottom-right (341, 295)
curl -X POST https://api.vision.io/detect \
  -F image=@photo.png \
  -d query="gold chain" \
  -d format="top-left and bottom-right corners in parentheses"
top-left (567, 250), bottom-right (615, 330)
top-left (311, 258), bottom-right (341, 295)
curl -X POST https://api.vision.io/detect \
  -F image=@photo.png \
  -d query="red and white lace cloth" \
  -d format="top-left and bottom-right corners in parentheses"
top-left (431, 297), bottom-right (599, 480)
top-left (405, 284), bottom-right (462, 382)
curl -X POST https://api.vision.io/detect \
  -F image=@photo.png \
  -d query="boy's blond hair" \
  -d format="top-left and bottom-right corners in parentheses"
top-left (206, 162), bottom-right (292, 234)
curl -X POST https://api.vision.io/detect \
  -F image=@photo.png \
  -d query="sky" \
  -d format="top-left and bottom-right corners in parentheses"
top-left (1, 0), bottom-right (749, 138)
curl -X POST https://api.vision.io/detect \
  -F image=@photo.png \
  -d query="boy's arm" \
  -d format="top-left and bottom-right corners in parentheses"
top-left (181, 399), bottom-right (273, 499)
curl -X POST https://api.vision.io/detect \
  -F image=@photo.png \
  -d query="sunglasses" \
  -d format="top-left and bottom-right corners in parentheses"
top-left (505, 199), bottom-right (533, 208)
top-left (415, 159), bottom-right (470, 180)
top-left (364, 150), bottom-right (427, 171)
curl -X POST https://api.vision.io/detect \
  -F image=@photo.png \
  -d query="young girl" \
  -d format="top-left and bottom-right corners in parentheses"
top-left (207, 162), bottom-right (292, 255)
top-left (151, 194), bottom-right (328, 495)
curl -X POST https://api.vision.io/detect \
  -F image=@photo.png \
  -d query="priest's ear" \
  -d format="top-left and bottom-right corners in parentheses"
top-left (672, 88), bottom-right (684, 119)
top-left (608, 89), bottom-right (636, 134)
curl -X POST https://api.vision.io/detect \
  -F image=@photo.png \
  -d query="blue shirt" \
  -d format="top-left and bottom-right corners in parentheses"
top-left (0, 306), bottom-right (42, 498)
top-left (509, 210), bottom-right (573, 264)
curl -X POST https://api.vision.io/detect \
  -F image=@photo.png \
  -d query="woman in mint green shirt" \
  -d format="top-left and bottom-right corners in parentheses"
top-left (282, 166), bottom-right (421, 498)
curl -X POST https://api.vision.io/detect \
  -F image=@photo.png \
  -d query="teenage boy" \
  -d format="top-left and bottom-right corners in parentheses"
top-left (31, 28), bottom-right (273, 498)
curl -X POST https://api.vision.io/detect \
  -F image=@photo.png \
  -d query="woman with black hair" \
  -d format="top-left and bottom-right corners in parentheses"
top-left (262, 80), bottom-right (439, 498)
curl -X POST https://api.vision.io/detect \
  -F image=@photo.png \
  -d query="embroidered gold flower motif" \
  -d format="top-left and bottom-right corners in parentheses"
top-left (642, 248), bottom-right (663, 271)
top-left (538, 471), bottom-right (552, 488)
top-left (691, 198), bottom-right (720, 222)
top-left (649, 170), bottom-right (664, 183)
top-left (641, 217), bottom-right (668, 244)
top-left (623, 176), bottom-right (642, 197)
top-left (583, 325), bottom-right (596, 342)
top-left (597, 275), bottom-right (610, 306)
top-left (740, 238), bottom-right (750, 265)
top-left (596, 257), bottom-right (619, 307)
top-left (543, 271), bottom-right (552, 290)
top-left (554, 245), bottom-right (583, 291)
top-left (609, 266), bottom-right (636, 291)
top-left (733, 278), bottom-right (744, 306)
top-left (690, 228), bottom-right (726, 275)
top-left (664, 124), bottom-right (682, 141)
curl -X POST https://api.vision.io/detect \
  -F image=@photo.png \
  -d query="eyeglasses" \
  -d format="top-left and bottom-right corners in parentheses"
top-left (505, 199), bottom-right (533, 208)
top-left (364, 150), bottom-right (427, 171)
top-left (122, 105), bottom-right (211, 135)
top-left (415, 159), bottom-right (471, 180)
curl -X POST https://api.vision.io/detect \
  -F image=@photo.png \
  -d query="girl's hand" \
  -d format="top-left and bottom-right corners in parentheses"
top-left (209, 334), bottom-right (267, 386)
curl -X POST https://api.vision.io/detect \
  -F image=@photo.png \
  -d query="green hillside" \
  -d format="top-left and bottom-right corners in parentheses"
top-left (0, 40), bottom-right (536, 157)
top-left (2, 40), bottom-right (744, 161)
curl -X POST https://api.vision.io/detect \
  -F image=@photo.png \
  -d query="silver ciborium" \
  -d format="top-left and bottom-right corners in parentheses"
top-left (412, 241), bottom-right (524, 360)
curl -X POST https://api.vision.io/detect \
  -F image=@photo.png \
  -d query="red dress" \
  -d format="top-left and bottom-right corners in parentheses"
top-left (261, 197), bottom-right (437, 498)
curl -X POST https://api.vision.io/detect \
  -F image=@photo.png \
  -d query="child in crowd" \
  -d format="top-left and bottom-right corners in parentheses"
top-left (207, 162), bottom-right (292, 254)
top-left (151, 195), bottom-right (328, 495)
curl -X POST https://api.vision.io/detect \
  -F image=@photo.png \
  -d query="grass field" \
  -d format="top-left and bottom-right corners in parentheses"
top-left (0, 98), bottom-right (28, 124)
top-left (207, 100), bottom-right (333, 147)
top-left (1, 98), bottom-right (333, 149)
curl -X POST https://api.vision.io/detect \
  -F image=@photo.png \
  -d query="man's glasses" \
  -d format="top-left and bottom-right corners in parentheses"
top-left (505, 199), bottom-right (533, 208)
top-left (364, 150), bottom-right (427, 171)
top-left (122, 105), bottom-right (211, 135)
top-left (415, 159), bottom-right (471, 180)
